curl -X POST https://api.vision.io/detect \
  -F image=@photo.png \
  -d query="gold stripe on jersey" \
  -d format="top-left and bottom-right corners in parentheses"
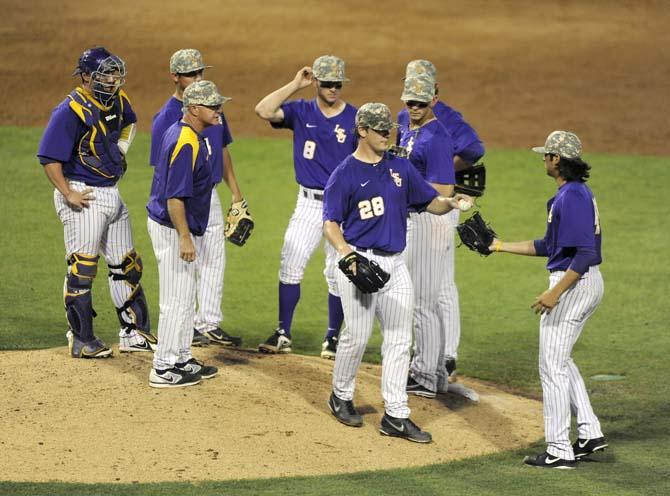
top-left (169, 126), bottom-right (200, 171)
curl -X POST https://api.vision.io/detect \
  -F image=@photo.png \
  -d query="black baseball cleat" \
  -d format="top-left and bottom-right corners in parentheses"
top-left (328, 392), bottom-right (363, 427)
top-left (379, 414), bottom-right (432, 443)
top-left (406, 376), bottom-right (437, 398)
top-left (320, 336), bottom-right (338, 360)
top-left (203, 327), bottom-right (242, 347)
top-left (523, 451), bottom-right (576, 469)
top-left (573, 437), bottom-right (608, 459)
top-left (175, 358), bottom-right (218, 379)
top-left (192, 329), bottom-right (211, 347)
top-left (445, 357), bottom-right (457, 377)
top-left (258, 328), bottom-right (292, 354)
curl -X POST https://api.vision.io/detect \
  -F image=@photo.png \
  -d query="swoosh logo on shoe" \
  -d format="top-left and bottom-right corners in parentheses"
top-left (544, 455), bottom-right (561, 465)
top-left (388, 420), bottom-right (405, 432)
top-left (360, 180), bottom-right (370, 187)
top-left (333, 401), bottom-right (341, 413)
top-left (578, 440), bottom-right (589, 449)
top-left (306, 124), bottom-right (317, 128)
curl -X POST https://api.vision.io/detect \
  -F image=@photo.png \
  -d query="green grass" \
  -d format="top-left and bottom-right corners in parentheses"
top-left (1, 127), bottom-right (669, 495)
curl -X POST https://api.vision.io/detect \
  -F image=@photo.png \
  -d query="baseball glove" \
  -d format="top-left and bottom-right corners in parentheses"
top-left (338, 252), bottom-right (390, 293)
top-left (456, 211), bottom-right (497, 256)
top-left (224, 199), bottom-right (254, 246)
top-left (455, 163), bottom-right (486, 197)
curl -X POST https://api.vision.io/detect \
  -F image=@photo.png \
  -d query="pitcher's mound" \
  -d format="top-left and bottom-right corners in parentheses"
top-left (1, 347), bottom-right (543, 483)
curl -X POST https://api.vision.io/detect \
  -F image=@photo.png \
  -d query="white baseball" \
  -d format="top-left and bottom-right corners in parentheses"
top-left (457, 199), bottom-right (473, 212)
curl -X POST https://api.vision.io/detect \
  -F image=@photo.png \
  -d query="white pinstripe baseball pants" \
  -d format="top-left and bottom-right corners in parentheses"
top-left (55, 181), bottom-right (135, 338)
top-left (148, 218), bottom-right (203, 370)
top-left (404, 211), bottom-right (451, 391)
top-left (194, 188), bottom-right (226, 332)
top-left (333, 251), bottom-right (413, 418)
top-left (541, 266), bottom-right (604, 460)
top-left (279, 187), bottom-right (338, 296)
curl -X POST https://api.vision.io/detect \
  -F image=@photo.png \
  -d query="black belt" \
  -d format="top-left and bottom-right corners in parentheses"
top-left (302, 190), bottom-right (324, 200)
top-left (355, 246), bottom-right (395, 257)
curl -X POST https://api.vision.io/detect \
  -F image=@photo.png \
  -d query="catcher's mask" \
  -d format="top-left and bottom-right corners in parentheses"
top-left (73, 46), bottom-right (126, 106)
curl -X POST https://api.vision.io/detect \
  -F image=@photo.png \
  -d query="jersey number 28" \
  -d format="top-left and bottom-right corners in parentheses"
top-left (359, 196), bottom-right (385, 220)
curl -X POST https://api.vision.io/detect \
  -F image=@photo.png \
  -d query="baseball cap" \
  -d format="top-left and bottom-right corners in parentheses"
top-left (355, 103), bottom-right (397, 132)
top-left (170, 49), bottom-right (212, 74)
top-left (182, 80), bottom-right (230, 109)
top-left (532, 130), bottom-right (583, 159)
top-left (312, 55), bottom-right (349, 82)
top-left (404, 59), bottom-right (437, 80)
top-left (401, 75), bottom-right (435, 103)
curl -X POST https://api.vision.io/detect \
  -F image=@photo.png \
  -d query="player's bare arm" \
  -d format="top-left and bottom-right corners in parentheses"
top-left (429, 182), bottom-right (455, 198)
top-left (43, 162), bottom-right (94, 209)
top-left (254, 66), bottom-right (313, 122)
top-left (222, 147), bottom-right (243, 203)
top-left (323, 220), bottom-right (357, 274)
top-left (167, 198), bottom-right (196, 262)
top-left (488, 239), bottom-right (537, 256)
top-left (531, 269), bottom-right (581, 314)
top-left (425, 193), bottom-right (471, 215)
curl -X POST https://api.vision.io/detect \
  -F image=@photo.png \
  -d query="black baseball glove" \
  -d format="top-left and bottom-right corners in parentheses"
top-left (456, 211), bottom-right (497, 256)
top-left (338, 252), bottom-right (390, 293)
top-left (455, 163), bottom-right (486, 197)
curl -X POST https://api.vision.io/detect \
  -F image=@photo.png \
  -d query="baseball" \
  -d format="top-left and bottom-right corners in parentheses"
top-left (458, 199), bottom-right (473, 212)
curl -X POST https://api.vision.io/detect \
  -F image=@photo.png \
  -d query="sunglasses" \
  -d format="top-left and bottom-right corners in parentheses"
top-left (370, 128), bottom-right (391, 138)
top-left (405, 100), bottom-right (429, 109)
top-left (178, 69), bottom-right (204, 78)
top-left (319, 81), bottom-right (343, 90)
top-left (200, 104), bottom-right (221, 112)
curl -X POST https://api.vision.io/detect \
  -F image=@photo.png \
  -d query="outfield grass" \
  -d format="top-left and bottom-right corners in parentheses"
top-left (1, 127), bottom-right (669, 495)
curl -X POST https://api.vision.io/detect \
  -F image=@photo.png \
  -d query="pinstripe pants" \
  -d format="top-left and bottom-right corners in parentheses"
top-left (194, 188), bottom-right (226, 332)
top-left (333, 251), bottom-right (413, 418)
top-left (148, 218), bottom-right (203, 370)
top-left (541, 266), bottom-right (604, 460)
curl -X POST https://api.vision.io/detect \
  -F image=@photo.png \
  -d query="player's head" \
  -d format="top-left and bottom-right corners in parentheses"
top-left (182, 80), bottom-right (230, 128)
top-left (532, 131), bottom-right (591, 182)
top-left (355, 103), bottom-right (397, 153)
top-left (312, 55), bottom-right (348, 105)
top-left (401, 75), bottom-right (435, 124)
top-left (170, 49), bottom-right (211, 92)
top-left (73, 46), bottom-right (125, 106)
top-left (405, 59), bottom-right (439, 98)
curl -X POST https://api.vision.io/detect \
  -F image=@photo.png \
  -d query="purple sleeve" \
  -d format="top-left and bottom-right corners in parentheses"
top-left (534, 239), bottom-right (548, 257)
top-left (423, 131), bottom-right (455, 184)
top-left (270, 101), bottom-right (296, 130)
top-left (569, 246), bottom-right (598, 274)
top-left (220, 112), bottom-right (233, 147)
top-left (166, 145), bottom-right (194, 199)
top-left (557, 191), bottom-right (596, 248)
top-left (323, 167), bottom-right (348, 223)
top-left (37, 104), bottom-right (80, 165)
top-left (121, 97), bottom-right (137, 125)
top-left (406, 161), bottom-right (439, 211)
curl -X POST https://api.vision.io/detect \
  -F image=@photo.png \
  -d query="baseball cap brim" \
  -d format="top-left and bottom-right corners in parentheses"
top-left (531, 146), bottom-right (546, 154)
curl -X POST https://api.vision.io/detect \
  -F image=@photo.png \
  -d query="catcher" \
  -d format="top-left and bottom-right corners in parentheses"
top-left (322, 103), bottom-right (471, 443)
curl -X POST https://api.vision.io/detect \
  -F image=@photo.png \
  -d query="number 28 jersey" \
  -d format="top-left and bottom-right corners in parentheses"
top-left (272, 99), bottom-right (357, 189)
top-left (323, 153), bottom-right (438, 254)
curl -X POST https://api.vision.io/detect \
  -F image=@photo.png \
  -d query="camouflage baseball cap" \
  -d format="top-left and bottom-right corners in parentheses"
top-left (182, 80), bottom-right (230, 109)
top-left (532, 130), bottom-right (583, 159)
top-left (355, 103), bottom-right (397, 131)
top-left (401, 75), bottom-right (435, 102)
top-left (170, 49), bottom-right (212, 74)
top-left (312, 55), bottom-right (349, 82)
top-left (404, 59), bottom-right (437, 80)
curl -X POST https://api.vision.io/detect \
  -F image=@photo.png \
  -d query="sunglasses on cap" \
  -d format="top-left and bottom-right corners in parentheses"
top-left (405, 100), bottom-right (429, 109)
top-left (178, 69), bottom-right (204, 78)
top-left (319, 81), bottom-right (343, 90)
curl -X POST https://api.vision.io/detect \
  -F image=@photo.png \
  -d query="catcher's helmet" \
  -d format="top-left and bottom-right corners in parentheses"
top-left (72, 46), bottom-right (126, 105)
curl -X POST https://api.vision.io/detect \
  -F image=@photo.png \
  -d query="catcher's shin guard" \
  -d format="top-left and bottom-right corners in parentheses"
top-left (64, 253), bottom-right (99, 342)
top-left (109, 251), bottom-right (151, 333)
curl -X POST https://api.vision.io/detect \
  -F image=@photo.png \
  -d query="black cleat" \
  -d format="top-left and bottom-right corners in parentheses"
top-left (523, 451), bottom-right (576, 469)
top-left (328, 393), bottom-right (363, 427)
top-left (320, 336), bottom-right (338, 360)
top-left (149, 367), bottom-right (201, 389)
top-left (573, 437), bottom-right (608, 459)
top-left (192, 329), bottom-right (211, 347)
top-left (445, 357), bottom-right (457, 377)
top-left (406, 376), bottom-right (437, 398)
top-left (379, 414), bottom-right (432, 443)
top-left (258, 328), bottom-right (292, 354)
top-left (175, 358), bottom-right (218, 379)
top-left (203, 327), bottom-right (242, 347)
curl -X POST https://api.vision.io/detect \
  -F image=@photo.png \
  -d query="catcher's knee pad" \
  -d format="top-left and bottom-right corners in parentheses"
top-left (64, 253), bottom-right (99, 340)
top-left (109, 251), bottom-right (150, 332)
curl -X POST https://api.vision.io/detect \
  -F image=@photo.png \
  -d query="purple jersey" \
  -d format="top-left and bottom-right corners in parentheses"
top-left (397, 101), bottom-right (484, 160)
top-left (538, 182), bottom-right (602, 272)
top-left (323, 153), bottom-right (438, 253)
top-left (271, 99), bottom-right (357, 189)
top-left (150, 96), bottom-right (232, 184)
top-left (398, 119), bottom-right (455, 184)
top-left (37, 88), bottom-right (137, 186)
top-left (147, 121), bottom-right (213, 236)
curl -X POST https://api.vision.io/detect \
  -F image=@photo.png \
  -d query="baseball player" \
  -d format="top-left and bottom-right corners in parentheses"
top-left (146, 80), bottom-right (228, 388)
top-left (37, 46), bottom-right (157, 358)
top-left (395, 75), bottom-right (456, 398)
top-left (323, 103), bottom-right (470, 443)
top-left (398, 59), bottom-right (486, 387)
top-left (150, 49), bottom-right (244, 348)
top-left (254, 55), bottom-right (357, 356)
top-left (489, 131), bottom-right (607, 468)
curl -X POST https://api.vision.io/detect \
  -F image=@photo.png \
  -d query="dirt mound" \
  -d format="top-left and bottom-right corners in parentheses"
top-left (0, 347), bottom-right (542, 483)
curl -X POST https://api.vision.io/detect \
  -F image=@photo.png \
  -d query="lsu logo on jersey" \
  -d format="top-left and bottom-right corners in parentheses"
top-left (547, 204), bottom-right (554, 224)
top-left (334, 124), bottom-right (347, 144)
top-left (405, 136), bottom-right (415, 156)
top-left (390, 169), bottom-right (402, 187)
